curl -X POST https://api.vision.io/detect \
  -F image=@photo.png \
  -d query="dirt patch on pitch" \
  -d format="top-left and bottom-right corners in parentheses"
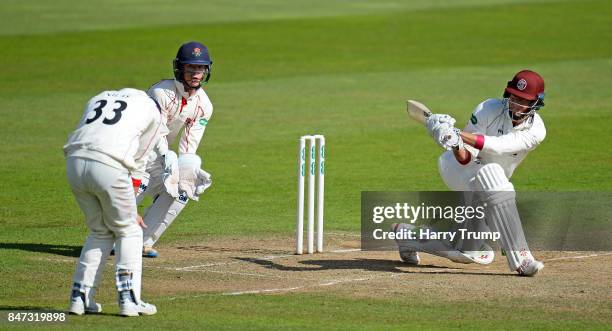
top-left (142, 232), bottom-right (612, 310)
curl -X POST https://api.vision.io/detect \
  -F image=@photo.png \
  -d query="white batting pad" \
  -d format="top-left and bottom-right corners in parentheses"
top-left (73, 234), bottom-right (114, 288)
top-left (142, 191), bottom-right (189, 247)
top-left (475, 163), bottom-right (534, 271)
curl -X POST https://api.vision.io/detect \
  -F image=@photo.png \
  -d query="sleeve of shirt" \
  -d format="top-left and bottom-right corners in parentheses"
top-left (147, 83), bottom-right (174, 153)
top-left (481, 115), bottom-right (546, 155)
top-left (179, 99), bottom-right (213, 154)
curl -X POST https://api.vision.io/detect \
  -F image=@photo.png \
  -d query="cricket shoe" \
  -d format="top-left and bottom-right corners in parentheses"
top-left (119, 298), bottom-right (157, 317)
top-left (391, 223), bottom-right (420, 265)
top-left (142, 246), bottom-right (158, 258)
top-left (459, 243), bottom-right (495, 265)
top-left (399, 250), bottom-right (420, 265)
top-left (517, 259), bottom-right (544, 277)
top-left (68, 291), bottom-right (102, 315)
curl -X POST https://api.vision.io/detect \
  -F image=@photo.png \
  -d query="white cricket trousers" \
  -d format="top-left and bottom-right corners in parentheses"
top-left (66, 156), bottom-right (143, 298)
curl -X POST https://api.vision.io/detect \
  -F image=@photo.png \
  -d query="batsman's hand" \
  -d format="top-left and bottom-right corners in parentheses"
top-left (442, 128), bottom-right (464, 151)
top-left (432, 122), bottom-right (453, 145)
top-left (426, 114), bottom-right (456, 137)
top-left (432, 124), bottom-right (461, 150)
top-left (136, 214), bottom-right (147, 229)
top-left (162, 151), bottom-right (180, 198)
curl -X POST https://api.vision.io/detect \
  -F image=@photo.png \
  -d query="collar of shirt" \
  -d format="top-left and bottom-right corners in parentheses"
top-left (174, 79), bottom-right (193, 99)
top-left (503, 107), bottom-right (534, 131)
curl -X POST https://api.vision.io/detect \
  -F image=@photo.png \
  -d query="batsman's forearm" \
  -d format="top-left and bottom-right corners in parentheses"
top-left (459, 131), bottom-right (478, 147)
top-left (452, 131), bottom-right (479, 165)
top-left (452, 146), bottom-right (471, 164)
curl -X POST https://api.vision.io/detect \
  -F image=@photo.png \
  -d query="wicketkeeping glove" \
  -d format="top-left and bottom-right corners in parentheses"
top-left (178, 154), bottom-right (212, 201)
top-left (162, 151), bottom-right (180, 198)
top-left (194, 169), bottom-right (212, 199)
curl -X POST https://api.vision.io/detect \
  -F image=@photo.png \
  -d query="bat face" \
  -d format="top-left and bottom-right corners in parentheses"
top-left (406, 100), bottom-right (432, 125)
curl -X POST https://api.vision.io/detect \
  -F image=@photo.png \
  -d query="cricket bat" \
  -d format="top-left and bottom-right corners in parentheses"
top-left (406, 100), bottom-right (432, 125)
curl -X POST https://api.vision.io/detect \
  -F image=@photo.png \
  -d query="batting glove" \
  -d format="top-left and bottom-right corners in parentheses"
top-left (432, 122), bottom-right (453, 146)
top-left (426, 114), bottom-right (456, 137)
top-left (442, 128), bottom-right (464, 151)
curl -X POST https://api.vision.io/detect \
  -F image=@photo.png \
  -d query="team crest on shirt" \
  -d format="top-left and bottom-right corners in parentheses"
top-left (192, 48), bottom-right (202, 57)
top-left (517, 79), bottom-right (527, 91)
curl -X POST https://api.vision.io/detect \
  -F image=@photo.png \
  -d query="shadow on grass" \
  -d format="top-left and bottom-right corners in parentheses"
top-left (0, 306), bottom-right (124, 318)
top-left (0, 306), bottom-right (56, 311)
top-left (0, 243), bottom-right (81, 257)
top-left (236, 256), bottom-right (401, 272)
top-left (236, 257), bottom-right (512, 276)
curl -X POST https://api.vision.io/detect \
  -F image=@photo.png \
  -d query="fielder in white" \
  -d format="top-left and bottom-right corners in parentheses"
top-left (65, 88), bottom-right (168, 316)
top-left (136, 41), bottom-right (213, 258)
top-left (396, 70), bottom-right (547, 276)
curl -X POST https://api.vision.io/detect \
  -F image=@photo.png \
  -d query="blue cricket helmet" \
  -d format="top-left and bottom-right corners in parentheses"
top-left (173, 41), bottom-right (213, 86)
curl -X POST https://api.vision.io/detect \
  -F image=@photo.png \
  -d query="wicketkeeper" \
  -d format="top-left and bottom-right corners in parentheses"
top-left (395, 70), bottom-right (547, 276)
top-left (135, 41), bottom-right (214, 258)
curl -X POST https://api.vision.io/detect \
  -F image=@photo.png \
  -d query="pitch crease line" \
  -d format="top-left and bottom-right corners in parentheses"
top-left (544, 252), bottom-right (612, 262)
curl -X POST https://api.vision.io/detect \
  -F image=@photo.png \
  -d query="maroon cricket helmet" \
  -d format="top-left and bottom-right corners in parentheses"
top-left (504, 70), bottom-right (545, 101)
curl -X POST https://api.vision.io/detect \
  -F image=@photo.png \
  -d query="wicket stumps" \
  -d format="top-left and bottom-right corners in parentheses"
top-left (296, 135), bottom-right (325, 255)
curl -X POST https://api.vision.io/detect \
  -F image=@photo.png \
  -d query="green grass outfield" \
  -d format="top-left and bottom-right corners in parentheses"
top-left (1, 0), bottom-right (611, 329)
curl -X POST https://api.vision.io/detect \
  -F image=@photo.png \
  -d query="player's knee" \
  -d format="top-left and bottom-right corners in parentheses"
top-left (474, 164), bottom-right (516, 205)
top-left (142, 192), bottom-right (188, 245)
top-left (438, 151), bottom-right (471, 191)
top-left (88, 227), bottom-right (114, 239)
top-left (474, 163), bottom-right (513, 192)
top-left (113, 222), bottom-right (143, 238)
top-left (438, 150), bottom-right (459, 171)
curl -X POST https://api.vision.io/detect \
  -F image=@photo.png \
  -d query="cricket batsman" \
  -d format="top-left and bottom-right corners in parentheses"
top-left (395, 70), bottom-right (547, 276)
top-left (136, 41), bottom-right (214, 258)
top-left (65, 88), bottom-right (167, 316)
